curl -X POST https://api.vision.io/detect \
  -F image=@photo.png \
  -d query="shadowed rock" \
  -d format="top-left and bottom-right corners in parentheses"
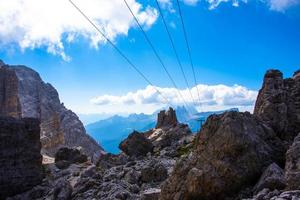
top-left (55, 147), bottom-right (88, 169)
top-left (160, 112), bottom-right (285, 200)
top-left (253, 163), bottom-right (286, 194)
top-left (285, 133), bottom-right (300, 190)
top-left (0, 117), bottom-right (43, 199)
top-left (119, 131), bottom-right (154, 157)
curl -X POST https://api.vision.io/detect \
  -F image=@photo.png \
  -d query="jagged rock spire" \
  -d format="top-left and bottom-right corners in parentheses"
top-left (155, 107), bottom-right (178, 128)
top-left (254, 69), bottom-right (300, 141)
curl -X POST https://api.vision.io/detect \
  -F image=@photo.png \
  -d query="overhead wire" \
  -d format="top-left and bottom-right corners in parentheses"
top-left (175, 0), bottom-right (202, 111)
top-left (123, 0), bottom-right (195, 117)
top-left (154, 0), bottom-right (197, 109)
top-left (68, 0), bottom-right (175, 108)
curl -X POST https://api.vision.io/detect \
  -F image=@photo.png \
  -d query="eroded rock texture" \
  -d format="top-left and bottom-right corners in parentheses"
top-left (254, 69), bottom-right (300, 142)
top-left (156, 107), bottom-right (178, 129)
top-left (253, 163), bottom-right (286, 194)
top-left (285, 133), bottom-right (300, 190)
top-left (0, 61), bottom-right (103, 157)
top-left (160, 112), bottom-right (284, 200)
top-left (0, 117), bottom-right (43, 199)
top-left (145, 107), bottom-right (193, 156)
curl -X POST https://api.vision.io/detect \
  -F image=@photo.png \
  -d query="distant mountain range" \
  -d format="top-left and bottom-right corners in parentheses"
top-left (85, 107), bottom-right (239, 153)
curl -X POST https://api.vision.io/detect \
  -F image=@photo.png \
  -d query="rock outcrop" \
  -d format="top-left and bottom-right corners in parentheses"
top-left (0, 117), bottom-right (43, 199)
top-left (160, 111), bottom-right (284, 200)
top-left (55, 147), bottom-right (88, 169)
top-left (156, 107), bottom-right (178, 128)
top-left (145, 107), bottom-right (192, 155)
top-left (254, 69), bottom-right (300, 142)
top-left (119, 131), bottom-right (154, 157)
top-left (285, 133), bottom-right (300, 190)
top-left (253, 163), bottom-right (286, 194)
top-left (0, 61), bottom-right (103, 157)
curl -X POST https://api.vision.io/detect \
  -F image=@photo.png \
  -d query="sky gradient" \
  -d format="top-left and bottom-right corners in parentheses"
top-left (0, 0), bottom-right (299, 115)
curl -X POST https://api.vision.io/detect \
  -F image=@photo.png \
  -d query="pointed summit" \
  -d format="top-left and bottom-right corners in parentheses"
top-left (155, 107), bottom-right (178, 128)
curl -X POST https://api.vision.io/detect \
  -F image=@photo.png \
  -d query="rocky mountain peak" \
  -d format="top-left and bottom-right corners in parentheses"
top-left (254, 69), bottom-right (300, 142)
top-left (156, 107), bottom-right (178, 128)
top-left (264, 69), bottom-right (283, 79)
top-left (0, 62), bottom-right (104, 158)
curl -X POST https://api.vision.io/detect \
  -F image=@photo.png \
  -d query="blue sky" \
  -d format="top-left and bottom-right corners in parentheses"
top-left (0, 0), bottom-right (299, 114)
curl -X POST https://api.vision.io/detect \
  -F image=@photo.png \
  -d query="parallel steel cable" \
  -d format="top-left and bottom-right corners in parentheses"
top-left (176, 0), bottom-right (202, 110)
top-left (123, 0), bottom-right (194, 116)
top-left (154, 0), bottom-right (197, 109)
top-left (68, 0), bottom-right (174, 108)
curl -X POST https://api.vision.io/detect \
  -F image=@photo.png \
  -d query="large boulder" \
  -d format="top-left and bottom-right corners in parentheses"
top-left (254, 69), bottom-right (300, 142)
top-left (285, 133), bottom-right (300, 190)
top-left (119, 131), bottom-right (153, 157)
top-left (0, 117), bottom-right (43, 199)
top-left (55, 147), bottom-right (88, 169)
top-left (160, 112), bottom-right (285, 200)
top-left (0, 61), bottom-right (103, 157)
top-left (141, 161), bottom-right (168, 183)
top-left (253, 163), bottom-right (286, 194)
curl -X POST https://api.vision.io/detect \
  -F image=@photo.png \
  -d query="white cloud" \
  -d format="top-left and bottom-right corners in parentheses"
top-left (206, 0), bottom-right (299, 10)
top-left (0, 0), bottom-right (158, 61)
top-left (159, 0), bottom-right (299, 11)
top-left (90, 84), bottom-right (258, 113)
top-left (183, 0), bottom-right (199, 6)
top-left (268, 0), bottom-right (300, 11)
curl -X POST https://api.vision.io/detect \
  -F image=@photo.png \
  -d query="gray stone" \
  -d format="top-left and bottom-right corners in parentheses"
top-left (253, 163), bottom-right (286, 194)
top-left (285, 133), bottom-right (300, 190)
top-left (0, 117), bottom-right (43, 199)
top-left (160, 112), bottom-right (285, 200)
top-left (53, 179), bottom-right (72, 200)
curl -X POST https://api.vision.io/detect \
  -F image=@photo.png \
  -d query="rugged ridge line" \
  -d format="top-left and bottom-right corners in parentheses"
top-left (0, 60), bottom-right (103, 158)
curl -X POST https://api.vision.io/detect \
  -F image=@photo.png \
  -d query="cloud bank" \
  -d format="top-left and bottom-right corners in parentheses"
top-left (0, 0), bottom-right (158, 61)
top-left (161, 0), bottom-right (299, 11)
top-left (91, 84), bottom-right (258, 112)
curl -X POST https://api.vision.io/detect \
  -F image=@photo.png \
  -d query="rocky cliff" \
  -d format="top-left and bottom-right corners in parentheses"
top-left (254, 69), bottom-right (300, 142)
top-left (0, 60), bottom-right (103, 158)
top-left (160, 69), bottom-right (300, 200)
top-left (0, 117), bottom-right (43, 199)
top-left (160, 111), bottom-right (285, 200)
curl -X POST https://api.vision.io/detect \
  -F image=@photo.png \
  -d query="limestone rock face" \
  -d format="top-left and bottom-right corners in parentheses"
top-left (160, 112), bottom-right (284, 200)
top-left (156, 107), bottom-right (178, 128)
top-left (285, 133), bottom-right (300, 190)
top-left (119, 131), bottom-right (154, 157)
top-left (0, 61), bottom-right (103, 157)
top-left (0, 65), bottom-right (22, 118)
top-left (254, 69), bottom-right (300, 142)
top-left (0, 117), bottom-right (43, 199)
